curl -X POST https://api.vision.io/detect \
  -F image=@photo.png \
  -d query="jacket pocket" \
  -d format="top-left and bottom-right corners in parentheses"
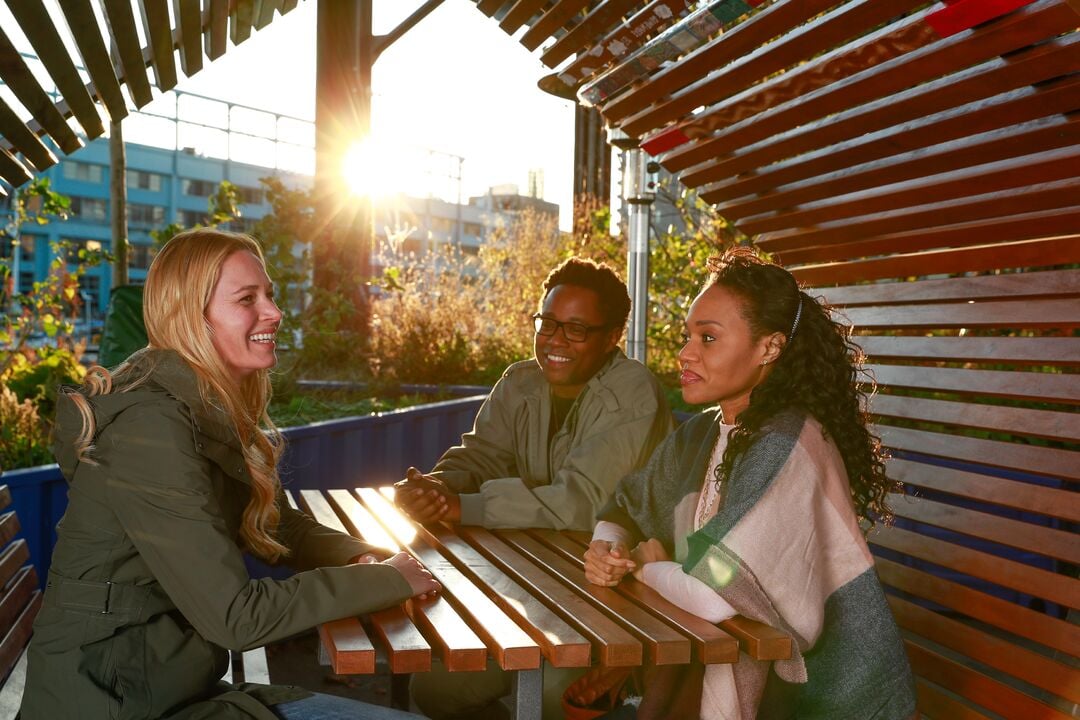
top-left (81, 612), bottom-right (228, 720)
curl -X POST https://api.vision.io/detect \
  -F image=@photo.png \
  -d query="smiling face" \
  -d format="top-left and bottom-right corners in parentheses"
top-left (534, 284), bottom-right (620, 399)
top-left (204, 250), bottom-right (282, 383)
top-left (678, 285), bottom-right (784, 421)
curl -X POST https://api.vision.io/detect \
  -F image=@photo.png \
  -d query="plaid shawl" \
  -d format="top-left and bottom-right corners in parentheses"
top-left (599, 409), bottom-right (915, 719)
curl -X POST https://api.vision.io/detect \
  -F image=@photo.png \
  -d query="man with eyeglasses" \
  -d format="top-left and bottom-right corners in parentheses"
top-left (395, 256), bottom-right (673, 532)
top-left (398, 257), bottom-right (673, 720)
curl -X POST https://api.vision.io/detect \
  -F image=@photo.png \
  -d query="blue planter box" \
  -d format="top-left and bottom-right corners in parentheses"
top-left (2, 393), bottom-right (487, 587)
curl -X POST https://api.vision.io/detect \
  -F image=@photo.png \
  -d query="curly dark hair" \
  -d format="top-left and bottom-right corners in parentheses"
top-left (707, 248), bottom-right (893, 526)
top-left (542, 257), bottom-right (631, 329)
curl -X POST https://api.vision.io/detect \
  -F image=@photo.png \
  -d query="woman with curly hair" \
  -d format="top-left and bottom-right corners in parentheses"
top-left (583, 248), bottom-right (915, 719)
top-left (21, 229), bottom-right (438, 720)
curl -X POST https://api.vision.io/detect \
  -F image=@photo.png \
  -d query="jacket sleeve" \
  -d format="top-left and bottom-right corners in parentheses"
top-left (274, 499), bottom-right (388, 571)
top-left (429, 373), bottom-right (519, 493)
top-left (99, 400), bottom-right (413, 651)
top-left (457, 380), bottom-right (674, 531)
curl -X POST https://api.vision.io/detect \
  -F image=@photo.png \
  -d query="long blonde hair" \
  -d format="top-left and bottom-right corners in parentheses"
top-left (73, 229), bottom-right (287, 562)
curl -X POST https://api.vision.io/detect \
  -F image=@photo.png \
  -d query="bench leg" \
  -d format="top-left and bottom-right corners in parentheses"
top-left (508, 666), bottom-right (543, 720)
top-left (390, 672), bottom-right (410, 710)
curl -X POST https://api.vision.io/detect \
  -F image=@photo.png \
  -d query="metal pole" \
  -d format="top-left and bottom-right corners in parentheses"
top-left (621, 146), bottom-right (654, 364)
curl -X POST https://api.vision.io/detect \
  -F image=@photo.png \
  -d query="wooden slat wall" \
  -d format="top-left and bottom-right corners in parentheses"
top-left (0, 0), bottom-right (300, 191)
top-left (814, 265), bottom-right (1079, 717)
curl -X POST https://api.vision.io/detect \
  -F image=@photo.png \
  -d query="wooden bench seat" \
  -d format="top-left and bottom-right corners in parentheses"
top-left (0, 483), bottom-right (43, 720)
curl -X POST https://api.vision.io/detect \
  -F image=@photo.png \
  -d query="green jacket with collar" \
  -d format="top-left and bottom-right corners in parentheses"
top-left (20, 349), bottom-right (412, 720)
top-left (432, 349), bottom-right (674, 530)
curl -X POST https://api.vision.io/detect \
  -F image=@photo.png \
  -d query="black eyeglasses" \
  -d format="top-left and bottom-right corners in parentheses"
top-left (531, 314), bottom-right (609, 342)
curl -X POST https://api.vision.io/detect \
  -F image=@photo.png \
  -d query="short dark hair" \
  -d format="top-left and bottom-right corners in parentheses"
top-left (541, 257), bottom-right (630, 329)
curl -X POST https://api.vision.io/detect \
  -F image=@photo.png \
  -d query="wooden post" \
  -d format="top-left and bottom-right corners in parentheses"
top-left (110, 119), bottom-right (128, 288)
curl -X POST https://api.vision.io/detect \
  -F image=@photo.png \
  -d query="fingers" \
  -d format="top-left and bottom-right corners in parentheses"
top-left (384, 552), bottom-right (442, 600)
top-left (397, 488), bottom-right (449, 524)
top-left (584, 540), bottom-right (636, 586)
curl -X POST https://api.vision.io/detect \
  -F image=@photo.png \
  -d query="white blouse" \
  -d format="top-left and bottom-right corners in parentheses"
top-left (593, 421), bottom-right (736, 623)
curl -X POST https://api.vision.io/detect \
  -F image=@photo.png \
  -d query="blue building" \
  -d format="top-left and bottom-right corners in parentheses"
top-left (5, 138), bottom-right (307, 316)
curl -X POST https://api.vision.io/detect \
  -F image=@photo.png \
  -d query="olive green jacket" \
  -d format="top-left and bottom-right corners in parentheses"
top-left (21, 350), bottom-right (412, 720)
top-left (432, 350), bottom-right (674, 530)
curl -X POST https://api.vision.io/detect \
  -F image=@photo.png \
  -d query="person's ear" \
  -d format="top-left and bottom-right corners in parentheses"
top-left (604, 325), bottom-right (623, 353)
top-left (760, 332), bottom-right (786, 366)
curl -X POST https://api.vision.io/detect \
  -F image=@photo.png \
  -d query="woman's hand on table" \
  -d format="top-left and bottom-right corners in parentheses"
top-left (630, 538), bottom-right (670, 583)
top-left (384, 552), bottom-right (441, 600)
top-left (584, 539), bottom-right (636, 587)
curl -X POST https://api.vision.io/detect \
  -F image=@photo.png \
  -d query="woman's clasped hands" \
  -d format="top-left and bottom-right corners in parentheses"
top-left (584, 537), bottom-right (670, 586)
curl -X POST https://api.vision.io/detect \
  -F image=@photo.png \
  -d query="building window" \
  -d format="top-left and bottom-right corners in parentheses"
top-left (18, 235), bottom-right (36, 263)
top-left (181, 178), bottom-right (218, 197)
top-left (236, 186), bottom-right (264, 204)
top-left (69, 196), bottom-right (108, 222)
top-left (129, 242), bottom-right (157, 270)
top-left (62, 161), bottom-right (105, 183)
top-left (129, 203), bottom-right (166, 227)
top-left (78, 275), bottom-right (102, 313)
top-left (176, 209), bottom-right (204, 227)
top-left (127, 169), bottom-right (163, 192)
top-left (224, 217), bottom-right (258, 234)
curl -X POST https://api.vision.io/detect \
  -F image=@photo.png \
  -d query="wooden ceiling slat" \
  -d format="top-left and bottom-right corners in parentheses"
top-left (231, 0), bottom-right (255, 44)
top-left (477, 0), bottom-right (512, 17)
top-left (543, 0), bottom-right (694, 92)
top-left (139, 0), bottom-right (178, 90)
top-left (736, 144), bottom-right (1080, 236)
top-left (206, 0), bottom-right (229, 60)
top-left (677, 31), bottom-right (1080, 189)
top-left (659, 0), bottom-right (1075, 172)
top-left (536, 0), bottom-right (639, 62)
top-left (0, 145), bottom-right (33, 186)
top-left (101, 0), bottom-right (154, 107)
top-left (175, 0), bottom-right (204, 77)
top-left (700, 74), bottom-right (1080, 206)
top-left (778, 209), bottom-right (1080, 268)
top-left (500, 0), bottom-right (548, 34)
top-left (5, 0), bottom-right (105, 139)
top-left (721, 116), bottom-right (1080, 221)
top-left (787, 236), bottom-right (1080, 286)
top-left (619, 0), bottom-right (926, 138)
top-left (57, 0), bottom-right (129, 122)
top-left (756, 178), bottom-right (1079, 253)
top-left (255, 0), bottom-right (280, 30)
top-left (600, 0), bottom-right (834, 122)
top-left (519, 0), bottom-right (591, 51)
top-left (0, 99), bottom-right (56, 171)
top-left (0, 28), bottom-right (83, 154)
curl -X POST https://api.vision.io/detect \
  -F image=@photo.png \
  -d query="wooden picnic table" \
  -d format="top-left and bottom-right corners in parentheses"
top-left (287, 487), bottom-right (792, 720)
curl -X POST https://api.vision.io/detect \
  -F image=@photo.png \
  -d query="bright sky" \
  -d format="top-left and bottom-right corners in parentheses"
top-left (152, 1), bottom-right (577, 228)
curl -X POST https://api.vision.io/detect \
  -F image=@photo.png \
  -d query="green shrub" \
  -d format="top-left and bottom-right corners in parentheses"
top-left (0, 384), bottom-right (52, 471)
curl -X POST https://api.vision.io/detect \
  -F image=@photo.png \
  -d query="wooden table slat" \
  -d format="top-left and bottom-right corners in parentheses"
top-left (539, 530), bottom-right (739, 664)
top-left (459, 526), bottom-right (642, 668)
top-left (497, 530), bottom-right (690, 666)
top-left (317, 618), bottom-right (375, 675)
top-left (354, 488), bottom-right (502, 672)
top-left (420, 522), bottom-right (591, 668)
top-left (560, 530), bottom-right (791, 662)
top-left (318, 489), bottom-right (434, 673)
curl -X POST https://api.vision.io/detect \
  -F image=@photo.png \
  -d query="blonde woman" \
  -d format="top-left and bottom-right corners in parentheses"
top-left (20, 229), bottom-right (437, 720)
